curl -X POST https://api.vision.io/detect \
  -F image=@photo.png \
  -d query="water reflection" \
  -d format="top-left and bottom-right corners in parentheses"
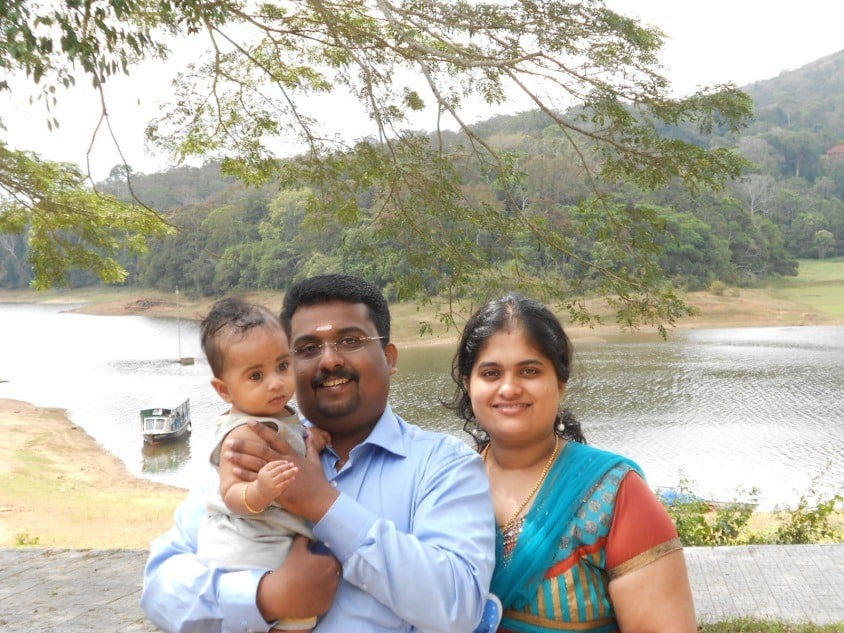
top-left (142, 441), bottom-right (193, 473)
top-left (1, 302), bottom-right (842, 510)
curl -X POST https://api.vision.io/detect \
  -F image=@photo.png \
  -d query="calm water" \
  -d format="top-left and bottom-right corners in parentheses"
top-left (1, 303), bottom-right (842, 510)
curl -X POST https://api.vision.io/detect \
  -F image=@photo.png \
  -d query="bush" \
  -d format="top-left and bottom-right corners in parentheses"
top-left (709, 280), bottom-right (728, 295)
top-left (660, 475), bottom-right (758, 546)
top-left (660, 474), bottom-right (844, 546)
top-left (14, 532), bottom-right (40, 546)
top-left (772, 481), bottom-right (844, 545)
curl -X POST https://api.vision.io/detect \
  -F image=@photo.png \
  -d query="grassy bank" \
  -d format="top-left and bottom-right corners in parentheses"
top-left (2, 258), bottom-right (843, 343)
top-left (0, 400), bottom-right (185, 549)
top-left (768, 257), bottom-right (844, 319)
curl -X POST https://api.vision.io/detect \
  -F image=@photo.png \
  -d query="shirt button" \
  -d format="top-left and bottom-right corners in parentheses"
top-left (331, 481), bottom-right (338, 487)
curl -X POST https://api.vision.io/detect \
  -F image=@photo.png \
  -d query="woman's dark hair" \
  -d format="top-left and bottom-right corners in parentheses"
top-left (447, 292), bottom-right (585, 450)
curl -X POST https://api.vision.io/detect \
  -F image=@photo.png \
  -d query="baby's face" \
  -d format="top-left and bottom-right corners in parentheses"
top-left (215, 325), bottom-right (293, 418)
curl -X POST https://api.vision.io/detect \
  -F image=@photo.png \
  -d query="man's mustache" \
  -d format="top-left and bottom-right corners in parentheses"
top-left (311, 368), bottom-right (357, 389)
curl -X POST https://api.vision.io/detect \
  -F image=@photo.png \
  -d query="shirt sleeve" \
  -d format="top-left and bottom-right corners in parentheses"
top-left (140, 484), bottom-right (271, 633)
top-left (313, 443), bottom-right (496, 633)
top-left (605, 470), bottom-right (682, 579)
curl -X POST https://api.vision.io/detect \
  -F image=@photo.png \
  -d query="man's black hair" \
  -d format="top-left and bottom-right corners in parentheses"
top-left (281, 274), bottom-right (390, 341)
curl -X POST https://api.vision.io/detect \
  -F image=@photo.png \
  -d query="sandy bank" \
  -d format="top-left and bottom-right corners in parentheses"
top-left (0, 399), bottom-right (186, 549)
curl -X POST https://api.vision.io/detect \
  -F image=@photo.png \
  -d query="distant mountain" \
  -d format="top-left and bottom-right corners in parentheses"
top-left (742, 49), bottom-right (844, 146)
top-left (746, 49), bottom-right (844, 108)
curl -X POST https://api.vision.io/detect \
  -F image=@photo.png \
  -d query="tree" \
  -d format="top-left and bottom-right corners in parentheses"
top-left (732, 173), bottom-right (776, 218)
top-left (0, 142), bottom-right (171, 288)
top-left (2, 0), bottom-right (753, 330)
top-left (812, 229), bottom-right (835, 259)
top-left (0, 0), bottom-right (176, 287)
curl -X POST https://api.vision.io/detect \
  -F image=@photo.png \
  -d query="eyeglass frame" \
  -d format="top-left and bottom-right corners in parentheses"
top-left (290, 335), bottom-right (387, 361)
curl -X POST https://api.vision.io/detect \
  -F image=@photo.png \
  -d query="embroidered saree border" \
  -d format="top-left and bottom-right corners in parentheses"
top-left (607, 536), bottom-right (683, 580)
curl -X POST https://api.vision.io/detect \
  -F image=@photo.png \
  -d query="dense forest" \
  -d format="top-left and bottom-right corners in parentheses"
top-left (2, 50), bottom-right (843, 299)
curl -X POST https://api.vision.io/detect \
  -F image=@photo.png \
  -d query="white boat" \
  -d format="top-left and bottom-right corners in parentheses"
top-left (141, 399), bottom-right (192, 445)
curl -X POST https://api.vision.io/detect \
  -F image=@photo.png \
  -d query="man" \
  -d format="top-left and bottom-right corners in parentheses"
top-left (142, 274), bottom-right (496, 632)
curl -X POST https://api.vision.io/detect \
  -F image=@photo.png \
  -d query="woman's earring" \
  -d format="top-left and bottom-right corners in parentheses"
top-left (555, 405), bottom-right (565, 432)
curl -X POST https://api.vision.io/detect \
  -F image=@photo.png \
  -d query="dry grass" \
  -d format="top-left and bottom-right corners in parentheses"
top-left (0, 399), bottom-right (186, 549)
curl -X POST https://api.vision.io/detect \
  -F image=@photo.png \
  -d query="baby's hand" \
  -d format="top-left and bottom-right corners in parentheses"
top-left (255, 460), bottom-right (298, 500)
top-left (305, 427), bottom-right (332, 458)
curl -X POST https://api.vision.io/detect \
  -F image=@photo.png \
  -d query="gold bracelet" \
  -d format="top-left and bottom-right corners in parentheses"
top-left (242, 483), bottom-right (262, 514)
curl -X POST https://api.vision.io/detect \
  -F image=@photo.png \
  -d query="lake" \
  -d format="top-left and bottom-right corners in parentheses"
top-left (1, 302), bottom-right (842, 510)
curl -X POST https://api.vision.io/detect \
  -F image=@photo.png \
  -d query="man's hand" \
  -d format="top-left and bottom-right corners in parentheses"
top-left (227, 420), bottom-right (339, 522)
top-left (224, 419), bottom-right (290, 480)
top-left (257, 536), bottom-right (341, 622)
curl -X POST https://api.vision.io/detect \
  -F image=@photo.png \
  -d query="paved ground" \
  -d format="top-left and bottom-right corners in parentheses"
top-left (1, 545), bottom-right (842, 631)
top-left (686, 544), bottom-right (844, 626)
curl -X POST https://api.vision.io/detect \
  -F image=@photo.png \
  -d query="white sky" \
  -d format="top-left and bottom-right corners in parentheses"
top-left (2, 0), bottom-right (842, 181)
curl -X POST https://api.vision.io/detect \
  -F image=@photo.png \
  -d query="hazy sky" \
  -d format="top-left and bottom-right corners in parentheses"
top-left (618, 0), bottom-right (843, 92)
top-left (2, 0), bottom-right (842, 180)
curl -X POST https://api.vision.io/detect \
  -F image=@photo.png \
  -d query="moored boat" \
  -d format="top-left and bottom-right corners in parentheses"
top-left (654, 485), bottom-right (758, 512)
top-left (141, 399), bottom-right (192, 445)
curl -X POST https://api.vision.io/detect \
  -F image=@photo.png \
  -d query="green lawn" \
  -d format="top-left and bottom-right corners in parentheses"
top-left (768, 258), bottom-right (844, 318)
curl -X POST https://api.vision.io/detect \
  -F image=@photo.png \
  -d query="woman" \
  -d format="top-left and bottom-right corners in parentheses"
top-left (449, 293), bottom-right (696, 632)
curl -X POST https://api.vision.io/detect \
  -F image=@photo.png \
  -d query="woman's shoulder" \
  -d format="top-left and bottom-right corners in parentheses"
top-left (564, 441), bottom-right (643, 476)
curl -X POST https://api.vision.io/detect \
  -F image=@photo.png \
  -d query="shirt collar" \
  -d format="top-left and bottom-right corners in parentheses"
top-left (304, 402), bottom-right (409, 460)
top-left (359, 403), bottom-right (408, 459)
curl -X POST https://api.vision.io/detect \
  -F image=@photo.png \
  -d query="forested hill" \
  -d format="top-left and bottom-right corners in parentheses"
top-left (731, 49), bottom-right (844, 182)
top-left (110, 48), bottom-right (844, 207)
top-left (3, 50), bottom-right (843, 296)
top-left (748, 49), bottom-right (844, 121)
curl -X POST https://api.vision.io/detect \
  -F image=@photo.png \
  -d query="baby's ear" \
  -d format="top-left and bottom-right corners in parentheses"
top-left (211, 377), bottom-right (233, 403)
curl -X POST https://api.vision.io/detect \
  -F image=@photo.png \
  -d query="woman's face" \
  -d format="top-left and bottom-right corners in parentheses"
top-left (466, 327), bottom-right (566, 447)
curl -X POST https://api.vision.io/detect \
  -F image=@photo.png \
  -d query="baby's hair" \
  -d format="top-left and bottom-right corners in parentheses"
top-left (200, 297), bottom-right (283, 377)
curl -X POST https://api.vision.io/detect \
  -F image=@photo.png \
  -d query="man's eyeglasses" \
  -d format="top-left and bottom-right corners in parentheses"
top-left (291, 335), bottom-right (386, 361)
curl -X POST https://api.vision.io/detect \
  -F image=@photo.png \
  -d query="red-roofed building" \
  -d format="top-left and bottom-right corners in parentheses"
top-left (827, 144), bottom-right (844, 162)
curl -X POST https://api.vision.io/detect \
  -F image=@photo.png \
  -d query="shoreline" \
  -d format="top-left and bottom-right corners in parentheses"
top-left (2, 284), bottom-right (843, 348)
top-left (2, 394), bottom-right (839, 549)
top-left (0, 398), bottom-right (186, 549)
top-left (2, 286), bottom-right (843, 548)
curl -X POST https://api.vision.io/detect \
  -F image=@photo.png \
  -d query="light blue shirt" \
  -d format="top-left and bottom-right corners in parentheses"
top-left (141, 404), bottom-right (496, 632)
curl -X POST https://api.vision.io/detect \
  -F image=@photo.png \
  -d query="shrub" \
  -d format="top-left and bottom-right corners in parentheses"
top-left (772, 481), bottom-right (844, 545)
top-left (15, 532), bottom-right (40, 546)
top-left (709, 280), bottom-right (728, 295)
top-left (660, 475), bottom-right (758, 546)
top-left (660, 474), bottom-right (844, 546)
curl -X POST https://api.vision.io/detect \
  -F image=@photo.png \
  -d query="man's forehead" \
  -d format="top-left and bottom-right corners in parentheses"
top-left (290, 301), bottom-right (374, 336)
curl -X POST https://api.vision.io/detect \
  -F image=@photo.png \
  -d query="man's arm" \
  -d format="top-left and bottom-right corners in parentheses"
top-left (316, 444), bottom-right (495, 633)
top-left (225, 421), bottom-right (339, 521)
top-left (140, 483), bottom-right (340, 633)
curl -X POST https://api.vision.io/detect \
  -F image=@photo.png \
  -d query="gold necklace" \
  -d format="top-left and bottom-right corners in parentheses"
top-left (484, 437), bottom-right (560, 528)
